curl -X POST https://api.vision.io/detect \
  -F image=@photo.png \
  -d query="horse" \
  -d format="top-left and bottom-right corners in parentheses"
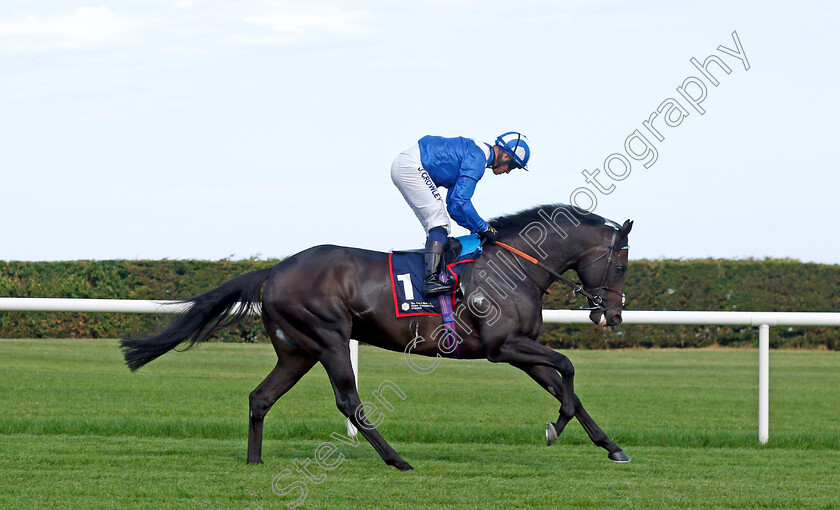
top-left (120, 203), bottom-right (634, 470)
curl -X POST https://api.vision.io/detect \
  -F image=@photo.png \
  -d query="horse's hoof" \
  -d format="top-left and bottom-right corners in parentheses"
top-left (546, 423), bottom-right (558, 446)
top-left (608, 450), bottom-right (631, 463)
top-left (393, 459), bottom-right (414, 472)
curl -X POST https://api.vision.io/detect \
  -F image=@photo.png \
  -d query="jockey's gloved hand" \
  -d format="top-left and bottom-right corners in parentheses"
top-left (478, 226), bottom-right (498, 242)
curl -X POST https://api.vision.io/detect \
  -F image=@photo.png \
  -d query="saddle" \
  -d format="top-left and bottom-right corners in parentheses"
top-left (394, 234), bottom-right (478, 264)
top-left (389, 234), bottom-right (481, 318)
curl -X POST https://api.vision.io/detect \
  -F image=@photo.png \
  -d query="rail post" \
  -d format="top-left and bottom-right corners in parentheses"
top-left (758, 324), bottom-right (770, 444)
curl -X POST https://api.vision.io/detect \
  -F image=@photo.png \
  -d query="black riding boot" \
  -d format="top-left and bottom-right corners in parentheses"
top-left (423, 239), bottom-right (455, 297)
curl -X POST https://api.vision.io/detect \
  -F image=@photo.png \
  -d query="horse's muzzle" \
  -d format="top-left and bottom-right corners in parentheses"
top-left (590, 309), bottom-right (623, 326)
top-left (606, 313), bottom-right (623, 326)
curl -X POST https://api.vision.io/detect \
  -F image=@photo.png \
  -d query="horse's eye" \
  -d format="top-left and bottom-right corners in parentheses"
top-left (615, 265), bottom-right (626, 275)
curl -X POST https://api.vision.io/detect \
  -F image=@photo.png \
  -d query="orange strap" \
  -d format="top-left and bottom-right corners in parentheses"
top-left (494, 241), bottom-right (539, 265)
top-left (492, 239), bottom-right (593, 302)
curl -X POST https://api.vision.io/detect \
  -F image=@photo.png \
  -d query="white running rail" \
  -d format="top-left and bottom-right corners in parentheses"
top-left (543, 310), bottom-right (840, 444)
top-left (2, 298), bottom-right (838, 443)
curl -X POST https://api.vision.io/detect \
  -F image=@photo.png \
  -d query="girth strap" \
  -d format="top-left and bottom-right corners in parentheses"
top-left (438, 274), bottom-right (459, 358)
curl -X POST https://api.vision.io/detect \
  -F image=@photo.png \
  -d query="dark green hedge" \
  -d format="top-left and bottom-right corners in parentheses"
top-left (1, 259), bottom-right (838, 349)
top-left (0, 260), bottom-right (276, 343)
top-left (542, 259), bottom-right (840, 350)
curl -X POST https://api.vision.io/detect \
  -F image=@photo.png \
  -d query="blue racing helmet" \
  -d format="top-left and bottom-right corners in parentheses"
top-left (495, 131), bottom-right (530, 170)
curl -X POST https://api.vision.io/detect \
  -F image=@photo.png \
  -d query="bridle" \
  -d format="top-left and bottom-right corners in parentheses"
top-left (491, 230), bottom-right (627, 312)
top-left (573, 230), bottom-right (628, 311)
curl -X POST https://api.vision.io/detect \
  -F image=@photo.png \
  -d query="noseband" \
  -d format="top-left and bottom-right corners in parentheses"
top-left (492, 230), bottom-right (627, 313)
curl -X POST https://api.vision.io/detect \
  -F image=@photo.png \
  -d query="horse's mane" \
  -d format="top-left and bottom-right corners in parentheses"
top-left (489, 203), bottom-right (616, 235)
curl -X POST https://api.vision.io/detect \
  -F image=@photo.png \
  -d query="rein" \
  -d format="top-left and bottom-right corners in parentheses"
top-left (491, 232), bottom-right (625, 311)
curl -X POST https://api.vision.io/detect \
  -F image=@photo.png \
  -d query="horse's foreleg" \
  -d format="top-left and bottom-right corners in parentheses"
top-left (247, 353), bottom-right (317, 464)
top-left (489, 336), bottom-right (577, 424)
top-left (319, 347), bottom-right (414, 472)
top-left (513, 362), bottom-right (630, 463)
top-left (573, 402), bottom-right (629, 462)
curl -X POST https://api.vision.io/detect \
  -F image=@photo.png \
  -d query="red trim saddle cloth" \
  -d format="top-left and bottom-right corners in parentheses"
top-left (389, 247), bottom-right (478, 318)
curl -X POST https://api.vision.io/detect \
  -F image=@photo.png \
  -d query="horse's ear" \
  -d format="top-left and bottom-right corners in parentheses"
top-left (619, 219), bottom-right (633, 236)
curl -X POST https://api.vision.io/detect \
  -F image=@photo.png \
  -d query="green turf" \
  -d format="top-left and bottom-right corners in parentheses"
top-left (0, 339), bottom-right (838, 509)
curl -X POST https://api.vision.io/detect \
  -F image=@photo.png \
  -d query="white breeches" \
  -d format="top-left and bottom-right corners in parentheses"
top-left (390, 143), bottom-right (451, 235)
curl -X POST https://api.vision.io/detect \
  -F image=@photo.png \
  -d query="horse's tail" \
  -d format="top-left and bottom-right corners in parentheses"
top-left (120, 267), bottom-right (272, 372)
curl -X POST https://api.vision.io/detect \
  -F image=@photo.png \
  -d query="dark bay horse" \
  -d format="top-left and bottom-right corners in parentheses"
top-left (121, 204), bottom-right (633, 470)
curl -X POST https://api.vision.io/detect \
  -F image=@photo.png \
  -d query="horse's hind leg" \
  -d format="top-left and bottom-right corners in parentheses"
top-left (319, 345), bottom-right (414, 471)
top-left (514, 363), bottom-right (630, 463)
top-left (248, 352), bottom-right (317, 464)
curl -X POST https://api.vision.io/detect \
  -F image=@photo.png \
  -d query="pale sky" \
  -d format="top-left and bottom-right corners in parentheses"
top-left (2, 1), bottom-right (838, 263)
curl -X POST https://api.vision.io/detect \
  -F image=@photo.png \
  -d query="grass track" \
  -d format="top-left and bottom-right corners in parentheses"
top-left (1, 339), bottom-right (838, 509)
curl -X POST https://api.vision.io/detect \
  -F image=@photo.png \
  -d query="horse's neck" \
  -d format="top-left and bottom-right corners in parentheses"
top-left (488, 230), bottom-right (592, 292)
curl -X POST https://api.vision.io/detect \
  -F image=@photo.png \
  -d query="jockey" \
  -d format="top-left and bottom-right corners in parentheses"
top-left (391, 132), bottom-right (531, 297)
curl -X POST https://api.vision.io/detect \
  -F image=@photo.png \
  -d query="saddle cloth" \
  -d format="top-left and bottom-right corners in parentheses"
top-left (389, 234), bottom-right (482, 318)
